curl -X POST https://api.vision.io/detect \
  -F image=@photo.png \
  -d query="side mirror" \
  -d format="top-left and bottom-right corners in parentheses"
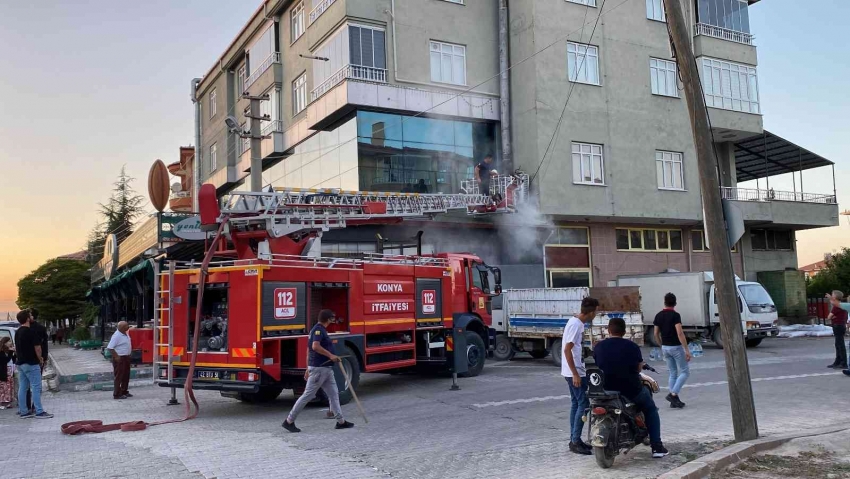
top-left (493, 267), bottom-right (502, 286)
top-left (494, 284), bottom-right (502, 295)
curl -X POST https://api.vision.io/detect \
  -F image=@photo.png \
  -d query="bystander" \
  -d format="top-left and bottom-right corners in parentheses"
top-left (653, 293), bottom-right (692, 408)
top-left (14, 310), bottom-right (52, 418)
top-left (107, 321), bottom-right (133, 399)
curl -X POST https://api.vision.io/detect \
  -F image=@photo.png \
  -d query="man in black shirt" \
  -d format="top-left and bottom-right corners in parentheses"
top-left (594, 318), bottom-right (667, 458)
top-left (25, 308), bottom-right (49, 413)
top-left (14, 310), bottom-right (53, 419)
top-left (653, 293), bottom-right (691, 408)
top-left (475, 155), bottom-right (495, 196)
top-left (282, 309), bottom-right (354, 433)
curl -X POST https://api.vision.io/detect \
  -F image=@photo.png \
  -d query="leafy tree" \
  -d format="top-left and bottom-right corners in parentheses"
top-left (99, 166), bottom-right (146, 244)
top-left (16, 258), bottom-right (91, 322)
top-left (806, 248), bottom-right (850, 297)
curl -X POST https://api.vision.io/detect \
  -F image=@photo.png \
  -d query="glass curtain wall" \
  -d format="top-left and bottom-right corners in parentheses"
top-left (696, 0), bottom-right (750, 33)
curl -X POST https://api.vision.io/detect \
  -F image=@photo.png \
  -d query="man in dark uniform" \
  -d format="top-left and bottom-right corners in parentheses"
top-left (282, 309), bottom-right (354, 433)
top-left (24, 308), bottom-right (48, 415)
top-left (475, 155), bottom-right (495, 196)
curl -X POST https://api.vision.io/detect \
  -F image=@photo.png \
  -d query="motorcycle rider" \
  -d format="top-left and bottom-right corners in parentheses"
top-left (593, 317), bottom-right (668, 458)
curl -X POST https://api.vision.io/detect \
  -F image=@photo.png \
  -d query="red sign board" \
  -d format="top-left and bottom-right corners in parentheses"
top-left (274, 288), bottom-right (297, 319)
top-left (422, 290), bottom-right (437, 314)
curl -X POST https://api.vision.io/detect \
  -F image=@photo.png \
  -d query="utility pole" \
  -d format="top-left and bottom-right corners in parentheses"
top-left (248, 96), bottom-right (264, 191)
top-left (663, 0), bottom-right (759, 441)
top-left (498, 0), bottom-right (512, 173)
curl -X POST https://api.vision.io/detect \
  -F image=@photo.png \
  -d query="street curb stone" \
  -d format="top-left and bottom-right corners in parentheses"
top-left (658, 425), bottom-right (850, 479)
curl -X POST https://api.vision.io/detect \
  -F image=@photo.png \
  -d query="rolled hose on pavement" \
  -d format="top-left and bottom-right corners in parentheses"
top-left (61, 220), bottom-right (228, 435)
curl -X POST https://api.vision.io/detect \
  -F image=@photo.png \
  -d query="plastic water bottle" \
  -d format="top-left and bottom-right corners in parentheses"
top-left (688, 341), bottom-right (704, 358)
top-left (649, 347), bottom-right (661, 362)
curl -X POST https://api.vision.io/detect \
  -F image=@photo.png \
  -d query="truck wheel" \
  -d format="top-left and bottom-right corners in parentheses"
top-left (645, 326), bottom-right (660, 347)
top-left (712, 327), bottom-right (725, 349)
top-left (334, 345), bottom-right (360, 405)
top-left (493, 334), bottom-right (515, 361)
top-left (460, 331), bottom-right (486, 377)
top-left (237, 385), bottom-right (284, 403)
top-left (550, 339), bottom-right (562, 368)
top-left (745, 338), bottom-right (763, 348)
top-left (530, 350), bottom-right (548, 359)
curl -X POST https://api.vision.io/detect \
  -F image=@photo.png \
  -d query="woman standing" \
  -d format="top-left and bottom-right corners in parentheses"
top-left (0, 337), bottom-right (16, 409)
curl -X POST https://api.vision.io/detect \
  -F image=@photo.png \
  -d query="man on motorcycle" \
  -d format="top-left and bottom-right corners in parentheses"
top-left (593, 317), bottom-right (668, 458)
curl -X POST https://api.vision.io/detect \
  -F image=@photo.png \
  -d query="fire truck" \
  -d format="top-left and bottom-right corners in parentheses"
top-left (155, 175), bottom-right (528, 404)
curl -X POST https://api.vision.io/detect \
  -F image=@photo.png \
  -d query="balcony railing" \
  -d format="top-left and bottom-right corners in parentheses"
top-left (244, 52), bottom-right (281, 90)
top-left (721, 187), bottom-right (836, 205)
top-left (261, 120), bottom-right (283, 137)
top-left (309, 0), bottom-right (337, 25)
top-left (311, 64), bottom-right (388, 101)
top-left (695, 23), bottom-right (755, 46)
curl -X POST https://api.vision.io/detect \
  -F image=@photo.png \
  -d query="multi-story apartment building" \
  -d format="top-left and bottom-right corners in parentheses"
top-left (194, 0), bottom-right (838, 290)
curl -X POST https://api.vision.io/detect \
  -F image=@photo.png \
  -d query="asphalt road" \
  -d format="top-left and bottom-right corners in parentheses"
top-left (3, 337), bottom-right (848, 479)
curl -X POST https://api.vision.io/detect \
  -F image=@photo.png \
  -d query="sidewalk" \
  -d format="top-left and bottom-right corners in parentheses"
top-left (48, 343), bottom-right (153, 392)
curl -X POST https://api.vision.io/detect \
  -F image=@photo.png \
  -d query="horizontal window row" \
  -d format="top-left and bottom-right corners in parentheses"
top-left (618, 228), bottom-right (740, 253)
top-left (572, 142), bottom-right (684, 190)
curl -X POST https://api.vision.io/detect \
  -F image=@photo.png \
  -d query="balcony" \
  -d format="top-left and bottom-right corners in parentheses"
top-left (244, 52), bottom-right (281, 91)
top-left (722, 187), bottom-right (836, 205)
top-left (238, 121), bottom-right (287, 175)
top-left (309, 0), bottom-right (337, 25)
top-left (311, 65), bottom-right (388, 102)
top-left (695, 23), bottom-right (755, 46)
top-left (168, 191), bottom-right (193, 213)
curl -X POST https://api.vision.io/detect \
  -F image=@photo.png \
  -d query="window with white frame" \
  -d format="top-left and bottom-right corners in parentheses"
top-left (293, 73), bottom-right (307, 115)
top-left (567, 0), bottom-right (597, 6)
top-left (571, 142), bottom-right (605, 185)
top-left (209, 89), bottom-right (217, 118)
top-left (650, 58), bottom-right (679, 97)
top-left (236, 65), bottom-right (246, 96)
top-left (700, 57), bottom-right (760, 114)
top-left (442, 0), bottom-right (464, 4)
top-left (567, 42), bottom-right (600, 85)
top-left (291, 2), bottom-right (304, 43)
top-left (656, 150), bottom-right (684, 190)
top-left (209, 143), bottom-right (217, 172)
top-left (646, 0), bottom-right (665, 21)
top-left (430, 41), bottom-right (466, 85)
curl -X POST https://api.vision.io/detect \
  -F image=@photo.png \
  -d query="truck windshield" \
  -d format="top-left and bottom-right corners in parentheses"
top-left (739, 284), bottom-right (774, 307)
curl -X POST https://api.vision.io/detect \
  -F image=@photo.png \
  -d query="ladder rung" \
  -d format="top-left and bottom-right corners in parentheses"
top-left (156, 325), bottom-right (170, 329)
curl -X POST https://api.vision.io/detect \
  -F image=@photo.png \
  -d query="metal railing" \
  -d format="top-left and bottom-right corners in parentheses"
top-left (261, 120), bottom-right (283, 137)
top-left (244, 52), bottom-right (280, 90)
top-left (695, 23), bottom-right (755, 46)
top-left (309, 0), bottom-right (337, 25)
top-left (311, 64), bottom-right (388, 101)
top-left (721, 187), bottom-right (836, 205)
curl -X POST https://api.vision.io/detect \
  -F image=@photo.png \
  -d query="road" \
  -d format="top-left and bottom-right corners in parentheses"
top-left (2, 337), bottom-right (848, 479)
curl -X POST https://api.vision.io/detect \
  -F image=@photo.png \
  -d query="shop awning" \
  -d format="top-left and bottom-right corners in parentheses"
top-left (88, 259), bottom-right (155, 304)
top-left (735, 131), bottom-right (834, 182)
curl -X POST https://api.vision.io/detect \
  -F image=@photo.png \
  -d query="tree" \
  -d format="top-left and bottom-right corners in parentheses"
top-left (99, 166), bottom-right (146, 244)
top-left (16, 258), bottom-right (91, 322)
top-left (806, 248), bottom-right (850, 298)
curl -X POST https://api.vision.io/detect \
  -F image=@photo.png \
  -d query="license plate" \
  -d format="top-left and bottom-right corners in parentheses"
top-left (195, 370), bottom-right (220, 379)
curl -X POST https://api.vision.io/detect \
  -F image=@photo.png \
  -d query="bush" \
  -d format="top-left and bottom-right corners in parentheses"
top-left (71, 326), bottom-right (91, 341)
top-left (806, 248), bottom-right (850, 298)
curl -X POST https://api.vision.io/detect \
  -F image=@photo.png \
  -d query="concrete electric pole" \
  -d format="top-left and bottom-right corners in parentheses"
top-left (663, 0), bottom-right (759, 441)
top-left (248, 96), bottom-right (265, 192)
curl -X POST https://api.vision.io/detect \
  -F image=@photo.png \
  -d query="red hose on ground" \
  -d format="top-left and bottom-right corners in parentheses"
top-left (61, 220), bottom-right (228, 435)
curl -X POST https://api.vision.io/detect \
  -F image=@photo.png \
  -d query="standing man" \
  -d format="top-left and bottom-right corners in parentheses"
top-left (475, 154), bottom-right (495, 197)
top-left (653, 293), bottom-right (691, 408)
top-left (282, 310), bottom-right (354, 433)
top-left (15, 310), bottom-right (53, 419)
top-left (594, 317), bottom-right (668, 458)
top-left (23, 308), bottom-right (49, 414)
top-left (827, 291), bottom-right (848, 370)
top-left (107, 321), bottom-right (133, 399)
top-left (562, 297), bottom-right (599, 455)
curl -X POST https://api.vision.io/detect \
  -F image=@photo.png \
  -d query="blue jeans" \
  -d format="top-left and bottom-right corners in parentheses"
top-left (566, 376), bottom-right (589, 443)
top-left (662, 345), bottom-right (690, 395)
top-left (628, 387), bottom-right (662, 445)
top-left (18, 364), bottom-right (43, 415)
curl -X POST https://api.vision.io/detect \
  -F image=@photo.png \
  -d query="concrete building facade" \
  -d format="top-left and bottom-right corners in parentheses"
top-left (192, 0), bottom-right (838, 289)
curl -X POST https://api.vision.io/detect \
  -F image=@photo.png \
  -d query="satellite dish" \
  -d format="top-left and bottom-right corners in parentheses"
top-left (171, 182), bottom-right (182, 193)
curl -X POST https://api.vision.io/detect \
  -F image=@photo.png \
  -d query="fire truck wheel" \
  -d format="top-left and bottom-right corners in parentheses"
top-left (550, 339), bottom-right (563, 368)
top-left (493, 334), bottom-right (515, 361)
top-left (334, 345), bottom-right (360, 406)
top-left (237, 385), bottom-right (284, 403)
top-left (460, 332), bottom-right (486, 377)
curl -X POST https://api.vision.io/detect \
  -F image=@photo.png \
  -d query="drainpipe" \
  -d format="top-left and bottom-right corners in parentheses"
top-left (191, 78), bottom-right (202, 212)
top-left (498, 0), bottom-right (512, 172)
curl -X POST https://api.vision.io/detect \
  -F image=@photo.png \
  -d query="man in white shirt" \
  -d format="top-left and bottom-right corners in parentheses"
top-left (562, 297), bottom-right (599, 455)
top-left (107, 321), bottom-right (133, 400)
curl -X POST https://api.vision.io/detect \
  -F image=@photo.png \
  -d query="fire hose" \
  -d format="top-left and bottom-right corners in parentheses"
top-left (61, 220), bottom-right (228, 435)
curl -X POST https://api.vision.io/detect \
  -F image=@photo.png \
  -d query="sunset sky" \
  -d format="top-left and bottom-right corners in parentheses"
top-left (0, 0), bottom-right (847, 317)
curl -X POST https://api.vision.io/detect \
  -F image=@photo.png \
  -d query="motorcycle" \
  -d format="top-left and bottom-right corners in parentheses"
top-left (585, 359), bottom-right (660, 469)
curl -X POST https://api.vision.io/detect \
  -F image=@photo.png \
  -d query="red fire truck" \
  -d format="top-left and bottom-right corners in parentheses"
top-left (155, 175), bottom-right (528, 404)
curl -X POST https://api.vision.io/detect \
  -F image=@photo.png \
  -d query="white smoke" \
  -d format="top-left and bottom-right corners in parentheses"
top-left (496, 194), bottom-right (554, 264)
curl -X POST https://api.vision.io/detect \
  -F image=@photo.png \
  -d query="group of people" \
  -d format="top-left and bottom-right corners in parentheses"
top-left (12, 309), bottom-right (53, 418)
top-left (560, 294), bottom-right (694, 459)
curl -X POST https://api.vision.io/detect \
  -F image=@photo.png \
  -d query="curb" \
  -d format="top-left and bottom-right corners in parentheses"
top-left (658, 425), bottom-right (850, 479)
top-left (48, 351), bottom-right (153, 391)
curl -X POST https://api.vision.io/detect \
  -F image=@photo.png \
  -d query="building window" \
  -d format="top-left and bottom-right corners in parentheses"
top-left (209, 143), bottom-right (217, 172)
top-left (209, 89), bottom-right (217, 118)
top-left (571, 142), bottom-right (604, 185)
top-left (236, 65), bottom-right (246, 96)
top-left (692, 230), bottom-right (738, 252)
top-left (567, 0), bottom-right (597, 6)
top-left (751, 229), bottom-right (793, 251)
top-left (696, 0), bottom-right (750, 34)
top-left (545, 227), bottom-right (592, 288)
top-left (700, 57), bottom-right (759, 114)
top-left (293, 73), bottom-right (307, 115)
top-left (441, 0), bottom-right (464, 4)
top-left (656, 151), bottom-right (684, 190)
top-left (567, 42), bottom-right (600, 85)
top-left (616, 228), bottom-right (683, 251)
top-left (646, 0), bottom-right (665, 21)
top-left (430, 41), bottom-right (466, 86)
top-left (291, 2), bottom-right (305, 43)
top-left (650, 58), bottom-right (679, 97)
